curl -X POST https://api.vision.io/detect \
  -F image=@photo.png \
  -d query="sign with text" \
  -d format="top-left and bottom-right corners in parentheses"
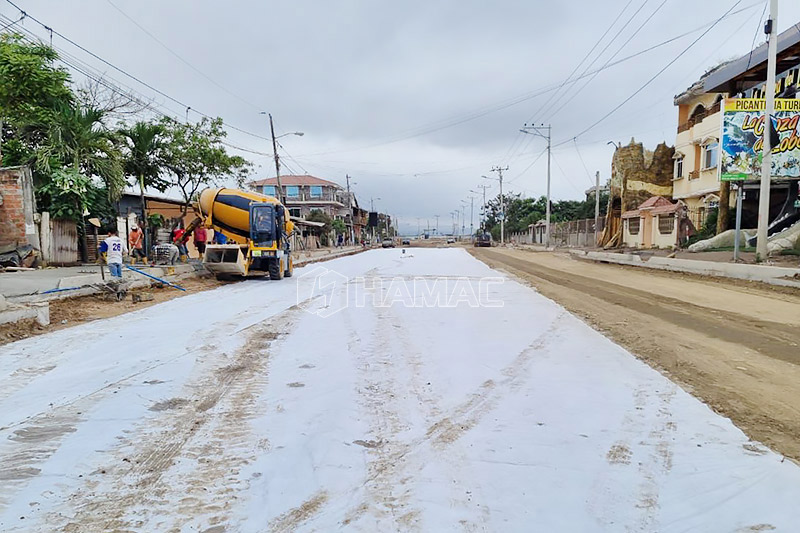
top-left (720, 98), bottom-right (800, 181)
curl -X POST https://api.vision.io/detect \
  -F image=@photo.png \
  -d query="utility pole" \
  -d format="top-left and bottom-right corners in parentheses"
top-left (468, 196), bottom-right (475, 240)
top-left (460, 202), bottom-right (467, 239)
top-left (756, 0), bottom-right (778, 261)
top-left (487, 166), bottom-right (508, 244)
top-left (371, 197), bottom-right (380, 243)
top-left (269, 114), bottom-right (286, 205)
top-left (434, 214), bottom-right (440, 234)
top-left (594, 170), bottom-right (601, 247)
top-left (520, 124), bottom-right (552, 247)
top-left (472, 184), bottom-right (490, 232)
top-left (345, 174), bottom-right (353, 244)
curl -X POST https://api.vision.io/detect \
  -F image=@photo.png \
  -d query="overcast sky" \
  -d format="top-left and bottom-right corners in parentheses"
top-left (5, 0), bottom-right (800, 234)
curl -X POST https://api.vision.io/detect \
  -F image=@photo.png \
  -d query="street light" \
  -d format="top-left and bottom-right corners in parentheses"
top-left (520, 124), bottom-right (551, 247)
top-left (259, 112), bottom-right (304, 205)
top-left (276, 131), bottom-right (304, 139)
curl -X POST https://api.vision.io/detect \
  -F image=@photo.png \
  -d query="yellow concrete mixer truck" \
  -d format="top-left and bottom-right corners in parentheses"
top-left (190, 187), bottom-right (295, 279)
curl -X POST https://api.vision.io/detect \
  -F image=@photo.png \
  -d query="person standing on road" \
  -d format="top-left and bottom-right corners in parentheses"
top-left (193, 225), bottom-right (207, 259)
top-left (128, 224), bottom-right (147, 265)
top-left (213, 230), bottom-right (228, 245)
top-left (172, 224), bottom-right (188, 262)
top-left (100, 228), bottom-right (127, 278)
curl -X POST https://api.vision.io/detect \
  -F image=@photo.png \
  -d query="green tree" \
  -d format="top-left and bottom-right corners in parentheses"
top-left (160, 117), bottom-right (251, 213)
top-left (332, 218), bottom-right (346, 235)
top-left (34, 103), bottom-right (125, 200)
top-left (306, 209), bottom-right (332, 246)
top-left (118, 121), bottom-right (166, 255)
top-left (0, 33), bottom-right (73, 166)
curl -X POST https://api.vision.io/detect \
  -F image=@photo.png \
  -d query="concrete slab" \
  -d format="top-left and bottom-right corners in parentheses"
top-left (0, 302), bottom-right (49, 326)
top-left (571, 250), bottom-right (800, 288)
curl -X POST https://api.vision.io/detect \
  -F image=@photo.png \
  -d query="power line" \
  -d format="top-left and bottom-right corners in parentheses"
top-left (502, 0), bottom-right (638, 167)
top-left (0, 11), bottom-right (23, 31)
top-left (745, 0), bottom-right (768, 71)
top-left (3, 0), bottom-right (272, 142)
top-left (529, 0), bottom-right (645, 125)
top-left (506, 147), bottom-right (548, 184)
top-left (543, 0), bottom-right (669, 124)
top-left (572, 139), bottom-right (596, 186)
top-left (104, 0), bottom-right (263, 111)
top-left (295, 2), bottom-right (760, 159)
top-left (553, 0), bottom-right (743, 148)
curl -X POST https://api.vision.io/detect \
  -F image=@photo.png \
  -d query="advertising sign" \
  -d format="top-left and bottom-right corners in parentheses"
top-left (720, 98), bottom-right (800, 181)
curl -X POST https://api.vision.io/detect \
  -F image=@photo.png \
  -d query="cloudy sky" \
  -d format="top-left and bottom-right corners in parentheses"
top-left (4, 0), bottom-right (800, 234)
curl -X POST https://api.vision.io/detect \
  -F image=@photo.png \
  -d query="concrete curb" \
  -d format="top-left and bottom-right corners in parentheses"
top-left (570, 250), bottom-right (800, 288)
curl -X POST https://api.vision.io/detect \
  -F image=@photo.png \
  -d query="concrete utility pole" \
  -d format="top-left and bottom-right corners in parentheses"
top-left (468, 196), bottom-right (475, 240)
top-left (756, 0), bottom-right (778, 261)
top-left (485, 167), bottom-right (507, 244)
top-left (268, 113), bottom-right (285, 205)
top-left (520, 124), bottom-right (552, 247)
top-left (594, 170), bottom-right (601, 247)
top-left (346, 174), bottom-right (354, 244)
top-left (472, 184), bottom-right (490, 232)
top-left (460, 202), bottom-right (467, 238)
top-left (371, 197), bottom-right (380, 243)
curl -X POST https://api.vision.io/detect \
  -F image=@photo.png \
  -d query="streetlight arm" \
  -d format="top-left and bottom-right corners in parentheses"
top-left (275, 132), bottom-right (304, 139)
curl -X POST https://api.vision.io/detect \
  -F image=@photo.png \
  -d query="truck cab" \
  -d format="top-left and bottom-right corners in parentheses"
top-left (247, 202), bottom-right (293, 279)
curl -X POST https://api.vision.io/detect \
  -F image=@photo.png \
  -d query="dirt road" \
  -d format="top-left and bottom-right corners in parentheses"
top-left (4, 248), bottom-right (800, 531)
top-left (473, 247), bottom-right (800, 461)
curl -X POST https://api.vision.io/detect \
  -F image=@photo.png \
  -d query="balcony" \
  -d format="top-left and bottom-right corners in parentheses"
top-left (677, 100), bottom-right (721, 134)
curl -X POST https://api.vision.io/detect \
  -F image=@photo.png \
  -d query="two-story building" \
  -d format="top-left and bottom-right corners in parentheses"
top-left (674, 24), bottom-right (800, 235)
top-left (673, 70), bottom-right (732, 231)
top-left (250, 174), bottom-right (368, 243)
top-left (250, 175), bottom-right (349, 219)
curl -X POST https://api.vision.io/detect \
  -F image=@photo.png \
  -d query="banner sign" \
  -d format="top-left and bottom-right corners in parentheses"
top-left (720, 98), bottom-right (800, 181)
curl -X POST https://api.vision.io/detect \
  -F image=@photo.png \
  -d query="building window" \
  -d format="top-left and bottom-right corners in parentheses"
top-left (628, 218), bottom-right (640, 235)
top-left (310, 185), bottom-right (322, 198)
top-left (286, 186), bottom-right (299, 198)
top-left (289, 208), bottom-right (301, 218)
top-left (703, 141), bottom-right (719, 170)
top-left (263, 185), bottom-right (276, 196)
top-left (658, 215), bottom-right (675, 234)
top-left (674, 157), bottom-right (684, 179)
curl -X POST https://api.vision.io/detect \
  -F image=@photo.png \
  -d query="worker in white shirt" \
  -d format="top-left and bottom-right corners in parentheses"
top-left (99, 228), bottom-right (128, 278)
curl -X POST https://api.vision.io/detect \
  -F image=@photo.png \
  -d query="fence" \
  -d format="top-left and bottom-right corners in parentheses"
top-left (507, 217), bottom-right (606, 248)
top-left (49, 219), bottom-right (79, 265)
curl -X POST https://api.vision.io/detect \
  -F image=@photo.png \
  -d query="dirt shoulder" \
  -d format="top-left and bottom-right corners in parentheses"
top-left (471, 247), bottom-right (800, 461)
top-left (0, 276), bottom-right (229, 346)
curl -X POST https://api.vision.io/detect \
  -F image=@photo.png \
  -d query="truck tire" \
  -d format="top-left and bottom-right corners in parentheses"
top-left (284, 256), bottom-right (293, 278)
top-left (268, 257), bottom-right (284, 280)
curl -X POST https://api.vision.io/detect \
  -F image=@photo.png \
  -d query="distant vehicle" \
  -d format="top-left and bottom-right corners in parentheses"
top-left (401, 239), bottom-right (410, 245)
top-left (446, 238), bottom-right (456, 244)
top-left (474, 233), bottom-right (492, 247)
top-left (382, 238), bottom-right (395, 248)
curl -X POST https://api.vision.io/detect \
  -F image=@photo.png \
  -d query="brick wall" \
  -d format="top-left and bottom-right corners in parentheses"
top-left (0, 166), bottom-right (38, 248)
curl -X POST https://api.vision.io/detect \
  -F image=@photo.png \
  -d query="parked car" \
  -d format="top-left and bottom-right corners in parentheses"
top-left (401, 239), bottom-right (410, 245)
top-left (474, 233), bottom-right (492, 247)
top-left (446, 238), bottom-right (456, 244)
top-left (381, 238), bottom-right (395, 248)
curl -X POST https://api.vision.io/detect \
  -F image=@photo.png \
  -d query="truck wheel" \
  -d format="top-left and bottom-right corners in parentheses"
top-left (284, 256), bottom-right (293, 278)
top-left (268, 257), bottom-right (284, 280)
